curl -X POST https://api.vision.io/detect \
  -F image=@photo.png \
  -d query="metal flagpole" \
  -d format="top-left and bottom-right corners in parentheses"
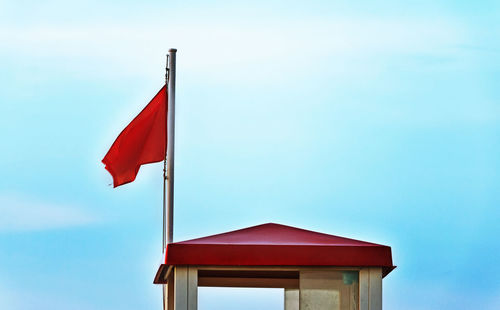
top-left (162, 54), bottom-right (169, 253)
top-left (166, 48), bottom-right (176, 248)
top-left (162, 48), bottom-right (176, 310)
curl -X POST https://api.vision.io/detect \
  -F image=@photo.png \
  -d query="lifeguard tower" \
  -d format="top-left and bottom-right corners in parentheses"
top-left (154, 223), bottom-right (395, 310)
top-left (100, 48), bottom-right (395, 309)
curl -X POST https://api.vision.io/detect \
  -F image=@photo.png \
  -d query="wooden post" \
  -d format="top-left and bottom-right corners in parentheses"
top-left (284, 289), bottom-right (299, 310)
top-left (188, 267), bottom-right (198, 310)
top-left (164, 272), bottom-right (175, 310)
top-left (359, 268), bottom-right (382, 310)
top-left (174, 266), bottom-right (198, 310)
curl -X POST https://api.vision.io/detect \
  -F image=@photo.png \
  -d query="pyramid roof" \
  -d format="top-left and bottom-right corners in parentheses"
top-left (163, 223), bottom-right (394, 276)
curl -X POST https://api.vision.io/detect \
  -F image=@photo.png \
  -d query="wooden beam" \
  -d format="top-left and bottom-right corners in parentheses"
top-left (198, 277), bottom-right (299, 288)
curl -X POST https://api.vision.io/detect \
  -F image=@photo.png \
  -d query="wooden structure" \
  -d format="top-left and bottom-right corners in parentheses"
top-left (154, 223), bottom-right (395, 310)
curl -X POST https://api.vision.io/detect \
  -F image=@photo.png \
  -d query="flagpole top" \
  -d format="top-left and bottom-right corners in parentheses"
top-left (169, 48), bottom-right (177, 53)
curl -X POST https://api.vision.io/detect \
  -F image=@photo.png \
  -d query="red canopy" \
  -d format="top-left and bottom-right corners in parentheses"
top-left (163, 223), bottom-right (395, 276)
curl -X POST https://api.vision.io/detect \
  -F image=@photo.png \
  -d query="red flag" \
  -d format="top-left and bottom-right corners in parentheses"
top-left (102, 86), bottom-right (167, 187)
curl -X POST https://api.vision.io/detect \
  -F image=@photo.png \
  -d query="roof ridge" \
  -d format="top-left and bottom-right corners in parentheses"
top-left (174, 223), bottom-right (383, 246)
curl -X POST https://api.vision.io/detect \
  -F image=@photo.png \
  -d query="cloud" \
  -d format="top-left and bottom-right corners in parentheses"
top-left (0, 193), bottom-right (97, 232)
top-left (0, 15), bottom-right (467, 81)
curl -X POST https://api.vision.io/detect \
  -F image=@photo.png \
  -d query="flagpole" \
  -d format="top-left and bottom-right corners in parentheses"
top-left (166, 48), bottom-right (177, 248)
top-left (162, 54), bottom-right (169, 253)
top-left (163, 49), bottom-right (176, 310)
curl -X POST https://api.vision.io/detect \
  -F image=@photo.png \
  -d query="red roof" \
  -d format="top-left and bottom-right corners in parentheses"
top-left (164, 223), bottom-right (395, 276)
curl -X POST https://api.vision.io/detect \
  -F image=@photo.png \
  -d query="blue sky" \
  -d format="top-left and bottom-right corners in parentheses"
top-left (0, 0), bottom-right (499, 309)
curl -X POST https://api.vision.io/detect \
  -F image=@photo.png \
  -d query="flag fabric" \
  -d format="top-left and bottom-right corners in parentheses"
top-left (102, 85), bottom-right (167, 187)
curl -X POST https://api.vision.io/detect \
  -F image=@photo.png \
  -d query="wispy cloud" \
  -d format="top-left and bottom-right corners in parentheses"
top-left (0, 16), bottom-right (467, 80)
top-left (0, 193), bottom-right (97, 232)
